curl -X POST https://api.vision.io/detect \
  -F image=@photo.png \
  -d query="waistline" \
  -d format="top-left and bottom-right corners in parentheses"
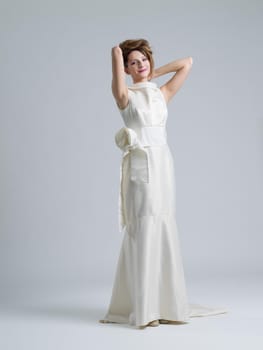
top-left (140, 126), bottom-right (167, 147)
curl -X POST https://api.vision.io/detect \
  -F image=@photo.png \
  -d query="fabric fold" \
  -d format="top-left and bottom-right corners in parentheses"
top-left (114, 127), bottom-right (149, 233)
top-left (115, 127), bottom-right (149, 184)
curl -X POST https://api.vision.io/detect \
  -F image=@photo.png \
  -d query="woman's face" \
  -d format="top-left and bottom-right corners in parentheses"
top-left (125, 50), bottom-right (151, 83)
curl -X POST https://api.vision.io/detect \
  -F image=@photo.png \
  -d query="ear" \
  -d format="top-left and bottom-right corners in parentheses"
top-left (124, 66), bottom-right (130, 75)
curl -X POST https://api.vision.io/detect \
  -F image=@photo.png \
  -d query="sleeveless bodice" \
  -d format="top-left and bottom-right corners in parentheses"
top-left (117, 81), bottom-right (168, 129)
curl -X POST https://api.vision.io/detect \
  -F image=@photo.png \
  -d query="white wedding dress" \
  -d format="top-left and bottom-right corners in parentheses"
top-left (101, 81), bottom-right (227, 328)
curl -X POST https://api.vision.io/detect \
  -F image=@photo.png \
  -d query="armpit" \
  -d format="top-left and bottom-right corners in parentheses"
top-left (117, 98), bottom-right (130, 111)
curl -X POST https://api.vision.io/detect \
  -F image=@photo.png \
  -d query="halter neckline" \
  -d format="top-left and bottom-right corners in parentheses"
top-left (129, 81), bottom-right (157, 89)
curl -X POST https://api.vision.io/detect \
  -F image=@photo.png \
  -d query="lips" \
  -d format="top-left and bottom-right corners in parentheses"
top-left (138, 68), bottom-right (147, 73)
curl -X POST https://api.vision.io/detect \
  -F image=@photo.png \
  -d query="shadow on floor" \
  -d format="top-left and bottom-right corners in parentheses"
top-left (0, 302), bottom-right (112, 325)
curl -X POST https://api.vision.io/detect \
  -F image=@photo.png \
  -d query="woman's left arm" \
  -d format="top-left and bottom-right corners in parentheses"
top-left (152, 56), bottom-right (193, 103)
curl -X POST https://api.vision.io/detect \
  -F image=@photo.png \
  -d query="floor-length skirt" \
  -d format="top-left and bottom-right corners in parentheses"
top-left (102, 144), bottom-right (227, 327)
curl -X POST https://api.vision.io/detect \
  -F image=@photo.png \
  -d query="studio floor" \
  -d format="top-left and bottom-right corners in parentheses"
top-left (1, 275), bottom-right (262, 350)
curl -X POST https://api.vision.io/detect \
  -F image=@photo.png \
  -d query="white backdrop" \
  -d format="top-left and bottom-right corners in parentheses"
top-left (0, 0), bottom-right (262, 303)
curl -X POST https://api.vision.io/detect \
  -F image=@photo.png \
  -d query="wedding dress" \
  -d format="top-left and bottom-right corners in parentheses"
top-left (100, 81), bottom-right (227, 328)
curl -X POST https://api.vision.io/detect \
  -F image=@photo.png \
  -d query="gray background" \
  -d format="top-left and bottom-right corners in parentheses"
top-left (0, 1), bottom-right (263, 348)
top-left (1, 0), bottom-right (262, 295)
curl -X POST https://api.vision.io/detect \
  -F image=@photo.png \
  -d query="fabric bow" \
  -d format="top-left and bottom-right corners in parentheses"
top-left (114, 127), bottom-right (150, 233)
top-left (115, 127), bottom-right (149, 183)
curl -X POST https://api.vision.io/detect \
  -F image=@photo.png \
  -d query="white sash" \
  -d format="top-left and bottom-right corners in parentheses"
top-left (114, 126), bottom-right (167, 232)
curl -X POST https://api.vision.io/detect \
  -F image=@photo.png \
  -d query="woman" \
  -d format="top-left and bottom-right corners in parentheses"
top-left (100, 38), bottom-right (227, 329)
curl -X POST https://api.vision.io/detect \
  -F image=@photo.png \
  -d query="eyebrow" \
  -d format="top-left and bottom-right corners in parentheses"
top-left (129, 56), bottom-right (147, 62)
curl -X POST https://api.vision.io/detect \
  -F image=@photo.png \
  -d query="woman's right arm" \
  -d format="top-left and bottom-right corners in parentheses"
top-left (111, 46), bottom-right (128, 109)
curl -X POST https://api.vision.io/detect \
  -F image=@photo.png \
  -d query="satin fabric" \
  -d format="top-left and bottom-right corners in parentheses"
top-left (101, 81), bottom-right (227, 328)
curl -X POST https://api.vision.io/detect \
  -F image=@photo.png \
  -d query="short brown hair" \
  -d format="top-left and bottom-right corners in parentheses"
top-left (119, 38), bottom-right (154, 80)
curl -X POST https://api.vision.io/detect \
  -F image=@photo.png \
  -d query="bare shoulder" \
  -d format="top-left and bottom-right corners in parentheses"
top-left (112, 84), bottom-right (129, 110)
top-left (116, 97), bottom-right (129, 110)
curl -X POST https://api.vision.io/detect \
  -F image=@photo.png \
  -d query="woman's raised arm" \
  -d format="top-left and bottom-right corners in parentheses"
top-left (153, 56), bottom-right (193, 103)
top-left (111, 46), bottom-right (129, 109)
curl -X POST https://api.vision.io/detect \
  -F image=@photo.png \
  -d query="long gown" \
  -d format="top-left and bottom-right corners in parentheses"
top-left (100, 81), bottom-right (227, 328)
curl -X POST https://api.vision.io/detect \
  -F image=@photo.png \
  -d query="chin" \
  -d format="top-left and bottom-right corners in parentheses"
top-left (139, 72), bottom-right (148, 77)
